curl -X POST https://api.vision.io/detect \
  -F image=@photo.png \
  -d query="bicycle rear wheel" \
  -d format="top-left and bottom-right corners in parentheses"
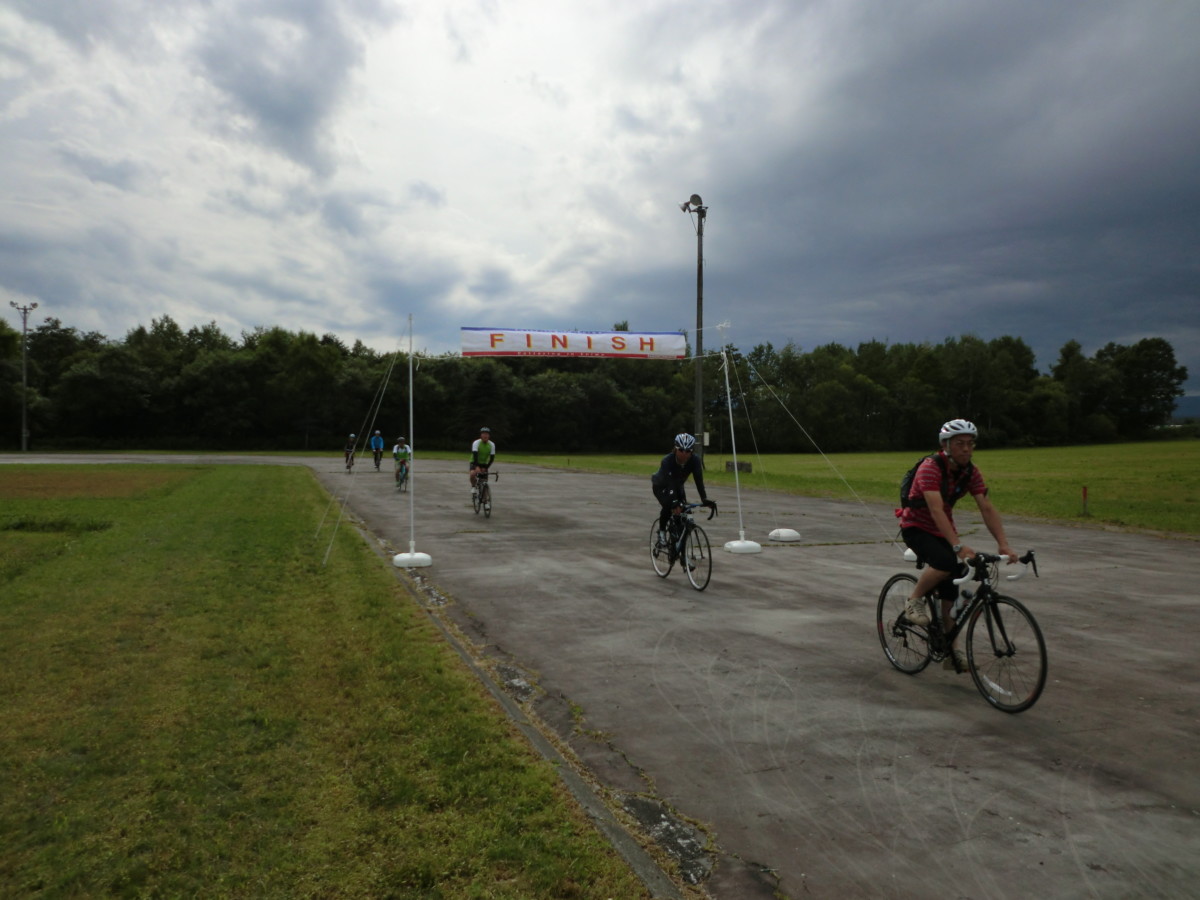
top-left (683, 524), bottom-right (712, 591)
top-left (966, 594), bottom-right (1047, 713)
top-left (877, 573), bottom-right (932, 674)
top-left (649, 518), bottom-right (672, 577)
top-left (481, 483), bottom-right (492, 518)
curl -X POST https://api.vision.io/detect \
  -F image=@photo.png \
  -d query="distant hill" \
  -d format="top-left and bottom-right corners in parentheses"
top-left (1173, 395), bottom-right (1200, 421)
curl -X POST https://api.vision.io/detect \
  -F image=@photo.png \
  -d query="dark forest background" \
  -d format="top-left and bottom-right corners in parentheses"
top-left (0, 315), bottom-right (1191, 453)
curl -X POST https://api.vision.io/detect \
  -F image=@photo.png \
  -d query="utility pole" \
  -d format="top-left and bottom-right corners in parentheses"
top-left (680, 193), bottom-right (706, 457)
top-left (9, 300), bottom-right (38, 452)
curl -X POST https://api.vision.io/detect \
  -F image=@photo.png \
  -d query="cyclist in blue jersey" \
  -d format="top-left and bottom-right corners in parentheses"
top-left (369, 429), bottom-right (386, 470)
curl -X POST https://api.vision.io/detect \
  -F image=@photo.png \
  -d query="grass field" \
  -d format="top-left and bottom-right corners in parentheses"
top-left (487, 441), bottom-right (1200, 536)
top-left (2, 444), bottom-right (1193, 893)
top-left (0, 465), bottom-right (653, 898)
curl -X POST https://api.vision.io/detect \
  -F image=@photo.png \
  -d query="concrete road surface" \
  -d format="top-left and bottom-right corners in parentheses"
top-left (6, 453), bottom-right (1199, 899)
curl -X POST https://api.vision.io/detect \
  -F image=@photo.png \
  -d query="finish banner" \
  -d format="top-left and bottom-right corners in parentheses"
top-left (461, 327), bottom-right (687, 359)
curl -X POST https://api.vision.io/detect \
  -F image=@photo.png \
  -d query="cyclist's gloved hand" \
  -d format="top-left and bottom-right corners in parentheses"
top-left (702, 499), bottom-right (718, 516)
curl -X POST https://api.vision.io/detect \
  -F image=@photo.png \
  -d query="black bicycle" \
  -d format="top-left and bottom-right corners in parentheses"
top-left (877, 550), bottom-right (1047, 713)
top-left (649, 502), bottom-right (717, 591)
top-left (473, 468), bottom-right (496, 518)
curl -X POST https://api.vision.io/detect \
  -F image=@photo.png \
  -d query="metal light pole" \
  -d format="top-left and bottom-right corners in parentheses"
top-left (680, 194), bottom-right (706, 456)
top-left (9, 300), bottom-right (38, 452)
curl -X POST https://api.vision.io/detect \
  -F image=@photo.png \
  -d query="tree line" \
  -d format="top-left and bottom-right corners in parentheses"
top-left (0, 314), bottom-right (1190, 453)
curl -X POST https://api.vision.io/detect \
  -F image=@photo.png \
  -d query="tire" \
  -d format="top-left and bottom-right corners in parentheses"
top-left (683, 524), bottom-right (712, 591)
top-left (877, 573), bottom-right (932, 674)
top-left (481, 483), bottom-right (492, 518)
top-left (473, 484), bottom-right (482, 514)
top-left (966, 594), bottom-right (1047, 713)
top-left (650, 518), bottom-right (672, 577)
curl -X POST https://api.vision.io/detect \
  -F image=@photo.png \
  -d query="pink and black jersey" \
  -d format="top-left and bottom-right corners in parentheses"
top-left (898, 451), bottom-right (986, 537)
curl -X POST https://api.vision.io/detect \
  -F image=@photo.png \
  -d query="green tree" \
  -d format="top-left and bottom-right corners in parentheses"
top-left (1095, 338), bottom-right (1187, 436)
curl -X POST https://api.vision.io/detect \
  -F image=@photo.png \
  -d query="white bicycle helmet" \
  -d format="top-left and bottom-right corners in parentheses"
top-left (938, 419), bottom-right (978, 443)
top-left (674, 432), bottom-right (697, 451)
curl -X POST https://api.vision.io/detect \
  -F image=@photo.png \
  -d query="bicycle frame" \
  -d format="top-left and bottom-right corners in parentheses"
top-left (878, 549), bottom-right (1046, 713)
top-left (473, 469), bottom-right (496, 517)
top-left (651, 502), bottom-right (716, 591)
top-left (922, 551), bottom-right (1034, 655)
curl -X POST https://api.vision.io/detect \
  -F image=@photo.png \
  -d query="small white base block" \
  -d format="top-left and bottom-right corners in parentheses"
top-left (393, 552), bottom-right (433, 568)
top-left (769, 528), bottom-right (802, 542)
top-left (724, 539), bottom-right (763, 554)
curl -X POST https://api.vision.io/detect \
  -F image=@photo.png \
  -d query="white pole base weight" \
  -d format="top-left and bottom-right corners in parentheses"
top-left (769, 528), bottom-right (802, 542)
top-left (724, 539), bottom-right (762, 554)
top-left (393, 552), bottom-right (432, 568)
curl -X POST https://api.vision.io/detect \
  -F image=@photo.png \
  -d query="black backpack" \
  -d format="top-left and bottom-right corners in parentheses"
top-left (899, 453), bottom-right (975, 510)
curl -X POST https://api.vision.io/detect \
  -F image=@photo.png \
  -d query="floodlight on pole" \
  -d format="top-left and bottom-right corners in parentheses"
top-left (9, 300), bottom-right (38, 452)
top-left (680, 194), bottom-right (706, 455)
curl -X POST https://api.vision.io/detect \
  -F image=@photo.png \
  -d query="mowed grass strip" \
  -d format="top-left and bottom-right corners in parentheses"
top-left (495, 441), bottom-right (1200, 536)
top-left (0, 465), bottom-right (650, 899)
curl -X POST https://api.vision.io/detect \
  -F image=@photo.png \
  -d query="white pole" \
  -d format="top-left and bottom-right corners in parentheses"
top-left (721, 349), bottom-right (761, 554)
top-left (394, 314), bottom-right (432, 568)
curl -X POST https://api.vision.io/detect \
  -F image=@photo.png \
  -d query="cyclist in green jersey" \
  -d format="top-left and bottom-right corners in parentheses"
top-left (470, 426), bottom-right (495, 498)
top-left (393, 436), bottom-right (412, 483)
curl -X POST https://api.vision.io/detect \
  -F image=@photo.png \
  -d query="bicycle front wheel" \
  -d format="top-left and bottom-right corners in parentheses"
top-left (649, 519), bottom-right (672, 577)
top-left (481, 484), bottom-right (492, 518)
top-left (473, 485), bottom-right (482, 514)
top-left (966, 594), bottom-right (1047, 713)
top-left (683, 524), bottom-right (712, 591)
top-left (877, 573), bottom-right (932, 674)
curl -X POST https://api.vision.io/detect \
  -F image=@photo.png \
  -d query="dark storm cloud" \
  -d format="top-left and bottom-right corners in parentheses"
top-left (2, 0), bottom-right (1196, 398)
top-left (600, 1), bottom-right (1200, 385)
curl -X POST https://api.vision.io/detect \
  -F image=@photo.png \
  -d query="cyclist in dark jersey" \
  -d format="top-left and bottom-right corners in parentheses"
top-left (651, 432), bottom-right (716, 542)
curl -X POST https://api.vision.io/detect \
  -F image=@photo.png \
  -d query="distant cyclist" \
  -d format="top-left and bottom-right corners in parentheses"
top-left (651, 433), bottom-right (716, 543)
top-left (470, 426), bottom-right (496, 498)
top-left (343, 433), bottom-right (357, 472)
top-left (393, 436), bottom-right (412, 484)
top-left (369, 429), bottom-right (386, 470)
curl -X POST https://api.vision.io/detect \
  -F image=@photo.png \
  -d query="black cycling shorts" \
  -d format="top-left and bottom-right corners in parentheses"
top-left (901, 527), bottom-right (964, 601)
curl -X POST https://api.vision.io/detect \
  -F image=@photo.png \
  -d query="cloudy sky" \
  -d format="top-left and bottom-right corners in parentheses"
top-left (2, 0), bottom-right (1198, 396)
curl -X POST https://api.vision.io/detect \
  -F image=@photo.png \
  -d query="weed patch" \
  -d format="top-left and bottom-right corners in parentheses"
top-left (0, 465), bottom-right (651, 899)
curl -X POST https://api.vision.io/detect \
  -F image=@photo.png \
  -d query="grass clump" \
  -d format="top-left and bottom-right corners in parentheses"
top-left (0, 464), bottom-right (650, 898)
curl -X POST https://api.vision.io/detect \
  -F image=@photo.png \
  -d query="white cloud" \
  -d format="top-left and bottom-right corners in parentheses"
top-left (0, 0), bottom-right (1197, 386)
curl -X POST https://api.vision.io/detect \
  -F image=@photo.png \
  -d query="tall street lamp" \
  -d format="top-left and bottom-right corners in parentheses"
top-left (680, 193), bottom-right (706, 455)
top-left (9, 300), bottom-right (38, 452)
